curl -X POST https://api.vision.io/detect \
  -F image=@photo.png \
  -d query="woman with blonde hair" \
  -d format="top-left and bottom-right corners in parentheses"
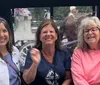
top-left (71, 16), bottom-right (100, 85)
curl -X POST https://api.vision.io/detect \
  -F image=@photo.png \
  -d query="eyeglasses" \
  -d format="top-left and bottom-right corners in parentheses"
top-left (84, 27), bottom-right (99, 34)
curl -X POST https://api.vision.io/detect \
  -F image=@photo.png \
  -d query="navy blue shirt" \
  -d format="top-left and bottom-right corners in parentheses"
top-left (24, 49), bottom-right (71, 85)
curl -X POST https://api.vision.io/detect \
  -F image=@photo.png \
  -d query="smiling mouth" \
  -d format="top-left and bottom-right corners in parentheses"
top-left (0, 40), bottom-right (5, 43)
top-left (87, 36), bottom-right (95, 39)
top-left (0, 38), bottom-right (6, 43)
top-left (45, 38), bottom-right (52, 40)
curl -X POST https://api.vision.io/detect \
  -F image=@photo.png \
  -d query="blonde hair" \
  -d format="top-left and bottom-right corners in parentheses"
top-left (70, 6), bottom-right (76, 11)
top-left (77, 16), bottom-right (100, 50)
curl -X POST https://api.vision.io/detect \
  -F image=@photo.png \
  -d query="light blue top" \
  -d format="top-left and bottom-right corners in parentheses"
top-left (5, 53), bottom-right (20, 85)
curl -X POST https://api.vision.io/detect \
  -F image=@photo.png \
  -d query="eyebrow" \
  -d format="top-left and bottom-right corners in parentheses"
top-left (85, 27), bottom-right (98, 29)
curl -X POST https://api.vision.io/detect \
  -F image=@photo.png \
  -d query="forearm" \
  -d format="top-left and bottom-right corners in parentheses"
top-left (62, 79), bottom-right (71, 85)
top-left (23, 63), bottom-right (38, 84)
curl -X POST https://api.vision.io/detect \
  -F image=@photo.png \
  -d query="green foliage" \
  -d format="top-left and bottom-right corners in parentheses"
top-left (28, 7), bottom-right (50, 21)
top-left (28, 6), bottom-right (93, 21)
top-left (54, 6), bottom-right (93, 20)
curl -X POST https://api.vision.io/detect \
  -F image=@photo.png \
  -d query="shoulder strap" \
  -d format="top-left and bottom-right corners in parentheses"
top-left (0, 52), bottom-right (24, 85)
top-left (1, 56), bottom-right (22, 85)
top-left (1, 56), bottom-right (20, 76)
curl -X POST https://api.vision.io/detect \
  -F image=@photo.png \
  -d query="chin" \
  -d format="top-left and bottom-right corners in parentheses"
top-left (45, 43), bottom-right (52, 45)
top-left (0, 43), bottom-right (7, 47)
top-left (45, 42), bottom-right (54, 45)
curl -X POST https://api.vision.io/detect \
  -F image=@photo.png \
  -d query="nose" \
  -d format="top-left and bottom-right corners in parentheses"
top-left (88, 30), bottom-right (92, 34)
top-left (46, 31), bottom-right (51, 35)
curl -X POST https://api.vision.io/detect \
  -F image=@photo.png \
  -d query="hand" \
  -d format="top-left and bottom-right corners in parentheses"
top-left (30, 48), bottom-right (41, 66)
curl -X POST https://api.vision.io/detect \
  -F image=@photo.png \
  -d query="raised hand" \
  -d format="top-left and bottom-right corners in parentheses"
top-left (30, 48), bottom-right (41, 66)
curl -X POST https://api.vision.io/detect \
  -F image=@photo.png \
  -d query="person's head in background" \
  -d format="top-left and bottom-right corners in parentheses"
top-left (0, 17), bottom-right (13, 53)
top-left (70, 6), bottom-right (78, 14)
top-left (77, 16), bottom-right (100, 51)
top-left (34, 19), bottom-right (61, 50)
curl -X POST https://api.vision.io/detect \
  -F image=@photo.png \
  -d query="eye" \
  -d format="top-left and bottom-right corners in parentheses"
top-left (43, 31), bottom-right (47, 33)
top-left (84, 30), bottom-right (89, 33)
top-left (3, 29), bottom-right (7, 33)
top-left (92, 29), bottom-right (96, 31)
top-left (50, 31), bottom-right (54, 33)
top-left (92, 28), bottom-right (98, 31)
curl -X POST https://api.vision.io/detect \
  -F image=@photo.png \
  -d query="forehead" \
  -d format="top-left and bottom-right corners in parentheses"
top-left (85, 22), bottom-right (97, 30)
top-left (41, 24), bottom-right (55, 31)
top-left (0, 23), bottom-right (6, 29)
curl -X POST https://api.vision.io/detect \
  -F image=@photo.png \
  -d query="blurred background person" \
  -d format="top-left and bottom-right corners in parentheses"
top-left (59, 16), bottom-right (78, 55)
top-left (68, 6), bottom-right (78, 19)
top-left (44, 9), bottom-right (50, 19)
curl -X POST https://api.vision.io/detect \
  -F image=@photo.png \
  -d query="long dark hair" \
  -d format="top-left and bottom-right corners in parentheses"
top-left (34, 19), bottom-right (61, 50)
top-left (0, 17), bottom-right (13, 53)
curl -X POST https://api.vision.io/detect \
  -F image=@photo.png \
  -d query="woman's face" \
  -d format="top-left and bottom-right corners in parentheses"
top-left (83, 23), bottom-right (100, 47)
top-left (40, 24), bottom-right (57, 46)
top-left (0, 23), bottom-right (9, 47)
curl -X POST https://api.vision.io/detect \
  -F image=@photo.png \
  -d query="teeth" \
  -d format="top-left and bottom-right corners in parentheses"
top-left (88, 38), bottom-right (95, 40)
top-left (0, 39), bottom-right (5, 43)
top-left (45, 38), bottom-right (51, 40)
top-left (88, 37), bottom-right (94, 39)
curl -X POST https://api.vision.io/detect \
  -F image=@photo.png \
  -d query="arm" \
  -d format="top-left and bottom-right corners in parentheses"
top-left (71, 49), bottom-right (89, 85)
top-left (23, 63), bottom-right (38, 84)
top-left (23, 48), bottom-right (41, 84)
top-left (62, 71), bottom-right (72, 85)
top-left (62, 49), bottom-right (72, 85)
